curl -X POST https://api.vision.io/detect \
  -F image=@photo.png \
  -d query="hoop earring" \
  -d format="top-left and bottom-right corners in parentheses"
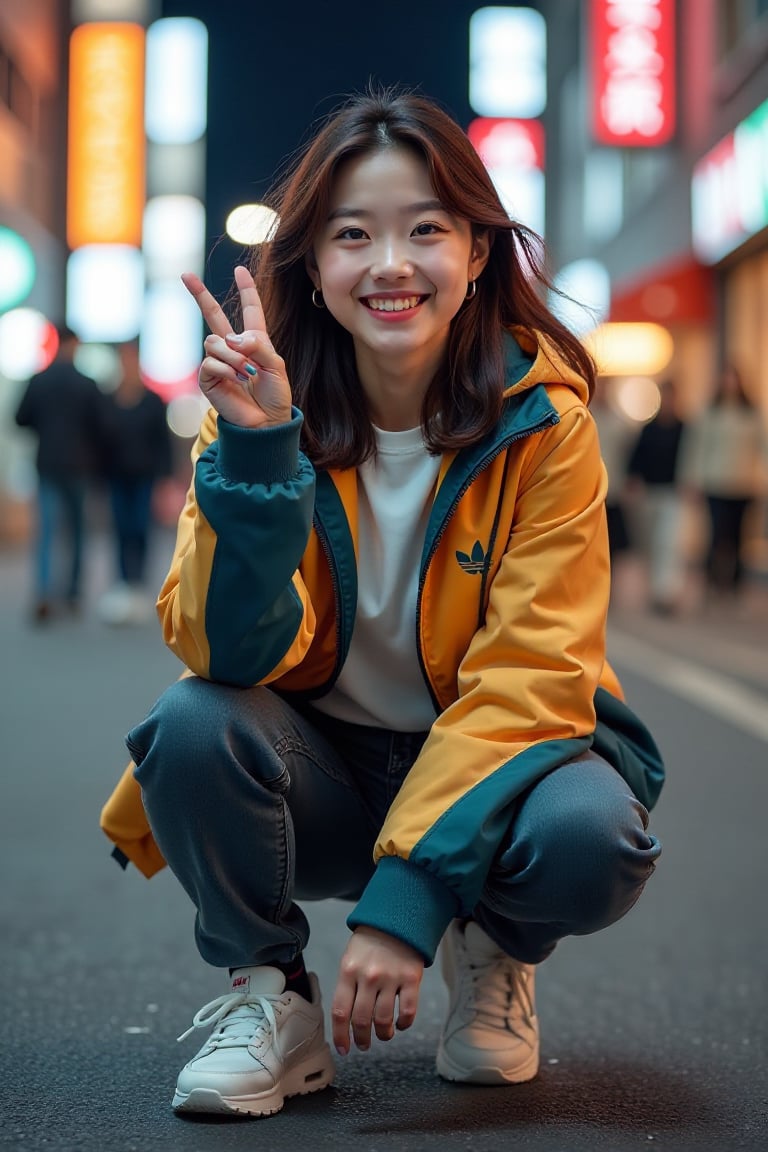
top-left (465, 280), bottom-right (477, 300)
top-left (311, 288), bottom-right (325, 309)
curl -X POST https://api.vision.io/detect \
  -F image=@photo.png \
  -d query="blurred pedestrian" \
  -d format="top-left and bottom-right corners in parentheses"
top-left (14, 325), bottom-right (103, 623)
top-left (625, 378), bottom-right (686, 615)
top-left (100, 86), bottom-right (663, 1121)
top-left (679, 364), bottom-right (767, 600)
top-left (96, 341), bottom-right (173, 625)
top-left (590, 377), bottom-right (635, 563)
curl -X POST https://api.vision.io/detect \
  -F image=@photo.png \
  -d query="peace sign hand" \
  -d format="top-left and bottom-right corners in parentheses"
top-left (181, 264), bottom-right (292, 429)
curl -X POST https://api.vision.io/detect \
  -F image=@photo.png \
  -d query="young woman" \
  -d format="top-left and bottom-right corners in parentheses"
top-left (101, 87), bottom-right (664, 1118)
top-left (679, 364), bottom-right (767, 598)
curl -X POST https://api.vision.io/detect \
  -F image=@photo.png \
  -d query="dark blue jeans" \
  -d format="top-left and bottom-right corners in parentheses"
top-left (705, 495), bottom-right (751, 592)
top-left (35, 476), bottom-right (86, 602)
top-left (128, 678), bottom-right (661, 969)
top-left (109, 477), bottom-right (154, 584)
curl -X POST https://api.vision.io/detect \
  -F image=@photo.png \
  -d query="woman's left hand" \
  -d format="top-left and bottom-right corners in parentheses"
top-left (331, 926), bottom-right (424, 1055)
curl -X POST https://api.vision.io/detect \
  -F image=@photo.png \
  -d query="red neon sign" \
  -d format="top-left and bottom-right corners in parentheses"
top-left (467, 119), bottom-right (545, 171)
top-left (590, 0), bottom-right (676, 147)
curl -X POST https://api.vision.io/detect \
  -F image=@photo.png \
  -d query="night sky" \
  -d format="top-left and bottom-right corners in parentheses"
top-left (160, 1), bottom-right (505, 296)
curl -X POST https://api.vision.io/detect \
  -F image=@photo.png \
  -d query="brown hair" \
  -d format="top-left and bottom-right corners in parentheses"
top-left (234, 85), bottom-right (595, 469)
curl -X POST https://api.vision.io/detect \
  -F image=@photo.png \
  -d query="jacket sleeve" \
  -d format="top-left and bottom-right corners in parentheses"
top-left (348, 399), bottom-right (611, 963)
top-left (156, 406), bottom-right (318, 685)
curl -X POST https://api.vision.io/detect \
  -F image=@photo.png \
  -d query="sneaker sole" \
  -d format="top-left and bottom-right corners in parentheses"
top-left (436, 1044), bottom-right (539, 1085)
top-left (172, 1047), bottom-right (336, 1116)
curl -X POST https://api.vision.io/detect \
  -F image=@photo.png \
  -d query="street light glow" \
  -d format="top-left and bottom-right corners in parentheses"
top-left (225, 204), bottom-right (279, 246)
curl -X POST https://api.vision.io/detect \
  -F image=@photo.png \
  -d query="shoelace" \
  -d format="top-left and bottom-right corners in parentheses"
top-left (177, 990), bottom-right (281, 1049)
top-left (461, 953), bottom-right (535, 1038)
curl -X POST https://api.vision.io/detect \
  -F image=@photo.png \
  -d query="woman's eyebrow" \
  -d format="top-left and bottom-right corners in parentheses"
top-left (327, 199), bottom-right (446, 222)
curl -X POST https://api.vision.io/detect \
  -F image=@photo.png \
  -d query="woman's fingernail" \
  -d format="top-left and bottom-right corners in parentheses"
top-left (226, 332), bottom-right (243, 344)
top-left (244, 363), bottom-right (257, 376)
top-left (236, 371), bottom-right (249, 383)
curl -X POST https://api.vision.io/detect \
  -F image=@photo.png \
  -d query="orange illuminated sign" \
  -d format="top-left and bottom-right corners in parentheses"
top-left (67, 23), bottom-right (146, 248)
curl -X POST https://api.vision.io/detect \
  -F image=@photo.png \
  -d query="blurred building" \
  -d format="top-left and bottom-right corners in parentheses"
top-left (0, 0), bottom-right (199, 544)
top-left (0, 0), bottom-right (71, 540)
top-left (540, 0), bottom-right (768, 572)
top-left (542, 0), bottom-right (768, 414)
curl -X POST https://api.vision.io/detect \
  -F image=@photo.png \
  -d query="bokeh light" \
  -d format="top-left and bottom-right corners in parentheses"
top-left (225, 204), bottom-right (279, 246)
top-left (167, 392), bottom-right (210, 438)
top-left (583, 323), bottom-right (674, 377)
top-left (74, 342), bottom-right (121, 392)
top-left (551, 259), bottom-right (610, 337)
top-left (0, 309), bottom-right (57, 380)
top-left (145, 18), bottom-right (208, 145)
top-left (0, 227), bottom-right (36, 312)
top-left (66, 245), bottom-right (144, 342)
top-left (143, 195), bottom-right (206, 279)
top-left (613, 376), bottom-right (662, 423)
top-left (140, 279), bottom-right (203, 389)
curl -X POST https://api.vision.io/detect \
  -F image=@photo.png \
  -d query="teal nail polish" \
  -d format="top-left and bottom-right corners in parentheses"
top-left (244, 363), bottom-right (257, 376)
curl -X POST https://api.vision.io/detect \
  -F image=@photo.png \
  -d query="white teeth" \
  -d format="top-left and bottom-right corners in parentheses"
top-left (366, 296), bottom-right (421, 312)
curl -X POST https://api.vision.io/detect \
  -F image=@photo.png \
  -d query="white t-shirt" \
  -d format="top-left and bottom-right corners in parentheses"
top-left (313, 425), bottom-right (441, 730)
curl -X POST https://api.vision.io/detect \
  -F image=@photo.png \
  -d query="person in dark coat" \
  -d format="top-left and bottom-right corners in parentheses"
top-left (14, 325), bottom-right (103, 622)
top-left (97, 341), bottom-right (173, 625)
top-left (625, 378), bottom-right (686, 614)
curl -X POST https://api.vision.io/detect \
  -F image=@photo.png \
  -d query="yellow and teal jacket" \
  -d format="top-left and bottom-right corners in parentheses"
top-left (101, 329), bottom-right (664, 964)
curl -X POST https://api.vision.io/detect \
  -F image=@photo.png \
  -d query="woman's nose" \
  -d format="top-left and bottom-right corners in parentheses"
top-left (369, 240), bottom-right (414, 279)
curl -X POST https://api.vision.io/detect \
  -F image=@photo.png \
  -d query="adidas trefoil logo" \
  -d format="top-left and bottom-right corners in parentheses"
top-left (456, 540), bottom-right (487, 574)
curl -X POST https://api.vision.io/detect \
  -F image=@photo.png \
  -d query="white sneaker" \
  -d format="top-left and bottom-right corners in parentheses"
top-left (172, 966), bottom-right (335, 1116)
top-left (97, 583), bottom-right (154, 626)
top-left (436, 920), bottom-right (539, 1085)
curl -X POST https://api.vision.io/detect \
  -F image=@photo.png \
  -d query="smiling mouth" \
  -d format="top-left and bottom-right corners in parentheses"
top-left (362, 295), bottom-right (427, 312)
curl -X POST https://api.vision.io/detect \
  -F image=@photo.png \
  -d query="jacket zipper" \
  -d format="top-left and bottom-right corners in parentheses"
top-left (311, 512), bottom-right (347, 693)
top-left (312, 411), bottom-right (558, 705)
top-left (416, 414), bottom-right (560, 711)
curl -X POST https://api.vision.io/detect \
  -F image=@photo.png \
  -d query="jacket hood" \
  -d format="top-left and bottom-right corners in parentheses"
top-left (504, 327), bottom-right (591, 407)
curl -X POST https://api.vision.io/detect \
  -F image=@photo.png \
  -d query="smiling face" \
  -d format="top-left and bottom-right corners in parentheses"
top-left (308, 146), bottom-right (489, 381)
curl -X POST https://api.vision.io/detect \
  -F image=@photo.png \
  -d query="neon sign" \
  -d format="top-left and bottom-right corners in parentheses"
top-left (67, 23), bottom-right (146, 248)
top-left (467, 118), bottom-right (546, 235)
top-left (590, 0), bottom-right (676, 147)
top-left (692, 96), bottom-right (768, 264)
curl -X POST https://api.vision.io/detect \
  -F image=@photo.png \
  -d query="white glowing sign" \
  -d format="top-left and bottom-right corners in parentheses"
top-left (66, 245), bottom-right (144, 341)
top-left (145, 18), bottom-right (208, 144)
top-left (469, 7), bottom-right (547, 119)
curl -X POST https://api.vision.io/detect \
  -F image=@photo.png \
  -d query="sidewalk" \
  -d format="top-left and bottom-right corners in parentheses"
top-left (607, 556), bottom-right (768, 693)
top-left (0, 525), bottom-right (176, 626)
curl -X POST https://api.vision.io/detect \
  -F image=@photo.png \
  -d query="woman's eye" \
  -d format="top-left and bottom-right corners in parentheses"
top-left (337, 226), bottom-right (367, 240)
top-left (413, 221), bottom-right (444, 236)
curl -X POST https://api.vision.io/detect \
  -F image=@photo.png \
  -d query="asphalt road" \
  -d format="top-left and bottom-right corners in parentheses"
top-left (1, 532), bottom-right (766, 1152)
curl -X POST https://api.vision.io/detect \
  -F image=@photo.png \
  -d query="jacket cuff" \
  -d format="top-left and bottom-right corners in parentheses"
top-left (347, 856), bottom-right (460, 966)
top-left (216, 408), bottom-right (303, 485)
